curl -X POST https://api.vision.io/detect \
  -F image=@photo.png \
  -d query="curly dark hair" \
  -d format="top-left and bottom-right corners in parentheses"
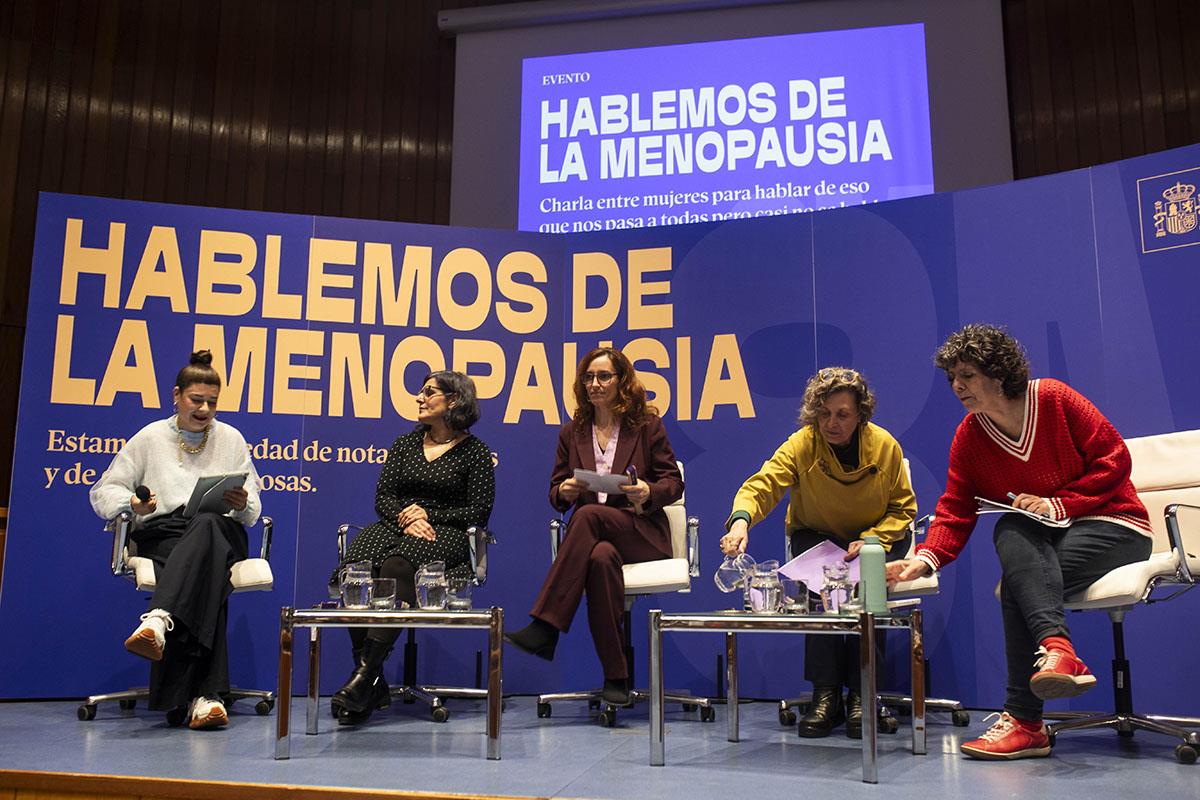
top-left (174, 350), bottom-right (221, 392)
top-left (934, 324), bottom-right (1030, 399)
top-left (797, 366), bottom-right (876, 427)
top-left (416, 370), bottom-right (481, 432)
top-left (571, 347), bottom-right (658, 427)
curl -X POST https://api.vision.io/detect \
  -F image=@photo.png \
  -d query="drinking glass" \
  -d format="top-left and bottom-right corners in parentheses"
top-left (748, 559), bottom-right (782, 613)
top-left (415, 561), bottom-right (449, 610)
top-left (779, 578), bottom-right (809, 614)
top-left (447, 577), bottom-right (473, 611)
top-left (714, 552), bottom-right (756, 593)
top-left (820, 561), bottom-right (852, 613)
top-left (369, 577), bottom-right (396, 610)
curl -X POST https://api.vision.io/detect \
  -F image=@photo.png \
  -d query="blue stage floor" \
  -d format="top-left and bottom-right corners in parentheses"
top-left (0, 696), bottom-right (1195, 798)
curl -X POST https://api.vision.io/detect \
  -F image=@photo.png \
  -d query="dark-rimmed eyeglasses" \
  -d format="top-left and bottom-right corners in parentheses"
top-left (582, 371), bottom-right (617, 385)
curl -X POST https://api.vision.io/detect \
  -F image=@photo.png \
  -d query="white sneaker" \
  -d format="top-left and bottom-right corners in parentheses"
top-left (188, 696), bottom-right (228, 730)
top-left (124, 609), bottom-right (173, 661)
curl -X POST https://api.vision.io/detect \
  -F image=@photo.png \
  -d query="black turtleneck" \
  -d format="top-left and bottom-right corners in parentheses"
top-left (828, 426), bottom-right (860, 470)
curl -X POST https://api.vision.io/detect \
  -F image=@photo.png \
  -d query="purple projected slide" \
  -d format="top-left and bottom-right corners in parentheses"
top-left (518, 25), bottom-right (933, 233)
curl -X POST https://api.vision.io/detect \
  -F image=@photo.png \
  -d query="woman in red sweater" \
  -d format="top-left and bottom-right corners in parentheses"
top-left (889, 324), bottom-right (1152, 760)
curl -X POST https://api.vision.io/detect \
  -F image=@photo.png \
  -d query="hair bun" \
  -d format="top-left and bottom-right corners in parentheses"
top-left (190, 350), bottom-right (214, 366)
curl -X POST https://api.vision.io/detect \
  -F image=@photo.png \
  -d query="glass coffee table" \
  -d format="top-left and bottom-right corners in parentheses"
top-left (647, 608), bottom-right (926, 783)
top-left (274, 606), bottom-right (504, 760)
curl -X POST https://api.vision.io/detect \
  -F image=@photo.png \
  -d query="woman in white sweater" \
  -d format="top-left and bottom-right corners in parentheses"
top-left (90, 351), bottom-right (262, 730)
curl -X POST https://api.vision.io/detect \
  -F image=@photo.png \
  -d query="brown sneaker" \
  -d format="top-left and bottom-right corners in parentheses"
top-left (1030, 645), bottom-right (1097, 700)
top-left (188, 696), bottom-right (229, 730)
top-left (960, 712), bottom-right (1051, 760)
top-left (123, 610), bottom-right (173, 661)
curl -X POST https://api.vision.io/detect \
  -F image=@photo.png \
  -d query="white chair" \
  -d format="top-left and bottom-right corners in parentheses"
top-left (333, 521), bottom-right (497, 722)
top-left (1044, 429), bottom-right (1200, 763)
top-left (77, 511), bottom-right (276, 724)
top-left (535, 461), bottom-right (714, 727)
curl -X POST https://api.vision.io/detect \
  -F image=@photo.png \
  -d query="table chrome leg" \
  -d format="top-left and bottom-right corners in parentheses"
top-left (861, 611), bottom-right (878, 784)
top-left (306, 627), bottom-right (320, 735)
top-left (649, 610), bottom-right (664, 766)
top-left (486, 606), bottom-right (503, 760)
top-left (274, 607), bottom-right (293, 760)
top-left (726, 631), bottom-right (739, 742)
top-left (911, 609), bottom-right (927, 755)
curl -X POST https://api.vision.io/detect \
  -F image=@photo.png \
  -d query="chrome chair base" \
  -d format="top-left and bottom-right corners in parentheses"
top-left (1047, 712), bottom-right (1200, 763)
top-left (536, 687), bottom-right (715, 726)
top-left (78, 686), bottom-right (275, 722)
top-left (389, 683), bottom-right (492, 723)
top-left (776, 691), bottom-right (969, 729)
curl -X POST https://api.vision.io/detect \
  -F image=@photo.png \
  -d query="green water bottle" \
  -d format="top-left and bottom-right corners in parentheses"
top-left (859, 534), bottom-right (887, 615)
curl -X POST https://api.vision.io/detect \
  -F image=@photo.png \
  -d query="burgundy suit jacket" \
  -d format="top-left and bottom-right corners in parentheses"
top-left (548, 415), bottom-right (684, 542)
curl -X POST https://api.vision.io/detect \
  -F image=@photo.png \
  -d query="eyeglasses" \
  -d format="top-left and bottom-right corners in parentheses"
top-left (418, 387), bottom-right (451, 399)
top-left (818, 368), bottom-right (857, 381)
top-left (582, 371), bottom-right (617, 385)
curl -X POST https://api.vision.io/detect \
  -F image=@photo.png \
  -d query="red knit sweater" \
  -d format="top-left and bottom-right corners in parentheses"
top-left (916, 378), bottom-right (1151, 571)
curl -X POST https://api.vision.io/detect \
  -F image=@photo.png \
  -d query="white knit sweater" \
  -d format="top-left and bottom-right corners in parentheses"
top-left (89, 417), bottom-right (262, 528)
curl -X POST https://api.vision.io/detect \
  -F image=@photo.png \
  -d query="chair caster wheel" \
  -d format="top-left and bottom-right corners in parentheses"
top-left (166, 707), bottom-right (188, 727)
top-left (77, 704), bottom-right (97, 721)
top-left (598, 708), bottom-right (617, 727)
top-left (681, 703), bottom-right (697, 712)
top-left (118, 698), bottom-right (137, 711)
top-left (880, 715), bottom-right (899, 734)
top-left (431, 706), bottom-right (450, 723)
top-left (951, 709), bottom-right (970, 727)
top-left (1175, 744), bottom-right (1198, 764)
top-left (700, 706), bottom-right (716, 723)
top-left (779, 709), bottom-right (797, 726)
top-left (537, 702), bottom-right (552, 718)
top-left (255, 699), bottom-right (274, 716)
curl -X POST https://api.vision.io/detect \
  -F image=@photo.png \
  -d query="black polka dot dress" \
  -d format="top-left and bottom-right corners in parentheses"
top-left (336, 429), bottom-right (495, 577)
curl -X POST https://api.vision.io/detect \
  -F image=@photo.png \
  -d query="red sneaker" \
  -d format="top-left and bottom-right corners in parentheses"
top-left (1030, 645), bottom-right (1097, 700)
top-left (960, 712), bottom-right (1051, 760)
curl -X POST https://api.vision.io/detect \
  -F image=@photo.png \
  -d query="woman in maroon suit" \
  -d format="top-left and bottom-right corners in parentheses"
top-left (505, 347), bottom-right (684, 706)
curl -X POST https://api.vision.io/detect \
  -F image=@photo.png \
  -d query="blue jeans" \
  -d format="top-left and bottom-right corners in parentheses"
top-left (993, 513), bottom-right (1151, 720)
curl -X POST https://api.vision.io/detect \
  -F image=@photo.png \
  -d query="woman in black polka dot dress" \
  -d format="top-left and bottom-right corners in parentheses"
top-left (330, 370), bottom-right (495, 724)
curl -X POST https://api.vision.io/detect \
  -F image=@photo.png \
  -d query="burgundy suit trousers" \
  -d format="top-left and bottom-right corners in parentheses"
top-left (530, 504), bottom-right (671, 679)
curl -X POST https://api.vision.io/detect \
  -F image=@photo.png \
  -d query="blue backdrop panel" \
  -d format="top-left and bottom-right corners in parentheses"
top-left (2, 143), bottom-right (1199, 715)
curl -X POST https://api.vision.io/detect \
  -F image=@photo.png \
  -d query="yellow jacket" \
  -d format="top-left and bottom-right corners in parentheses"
top-left (726, 422), bottom-right (916, 551)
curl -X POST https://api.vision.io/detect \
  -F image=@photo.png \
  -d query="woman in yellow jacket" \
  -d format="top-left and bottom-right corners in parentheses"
top-left (720, 367), bottom-right (916, 739)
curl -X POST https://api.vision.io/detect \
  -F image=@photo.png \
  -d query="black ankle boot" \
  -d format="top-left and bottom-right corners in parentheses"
top-left (330, 645), bottom-right (364, 718)
top-left (845, 689), bottom-right (864, 739)
top-left (601, 677), bottom-right (632, 707)
top-left (337, 676), bottom-right (391, 726)
top-left (797, 685), bottom-right (845, 738)
top-left (503, 618), bottom-right (559, 660)
top-left (332, 637), bottom-right (393, 718)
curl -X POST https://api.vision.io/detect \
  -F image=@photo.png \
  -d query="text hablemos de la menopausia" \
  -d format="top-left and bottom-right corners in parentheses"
top-left (534, 77), bottom-right (890, 230)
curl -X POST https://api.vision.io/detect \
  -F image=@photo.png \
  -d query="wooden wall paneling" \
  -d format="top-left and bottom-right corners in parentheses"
top-left (165, 0), bottom-right (199, 205)
top-left (1003, 1), bottom-right (1035, 177)
top-left (322, 2), bottom-right (351, 219)
top-left (61, 0), bottom-right (97, 195)
top-left (434, 0), bottom-right (456, 224)
top-left (324, 2), bottom-right (351, 219)
top-left (100, 0), bottom-right (137, 201)
top-left (143, 0), bottom-right (180, 202)
top-left (395, 0), bottom-right (421, 222)
top-left (358, 0), bottom-right (387, 221)
top-left (340, 1), bottom-right (369, 221)
top-left (1109, 1), bottom-right (1148, 158)
top-left (0, 323), bottom-right (23, 524)
top-left (1087, 0), bottom-right (1126, 165)
top-left (1132, 0), bottom-right (1167, 154)
top-left (1064, 0), bottom-right (1101, 168)
top-left (40, 0), bottom-right (76, 194)
top-left (218, 0), bottom-right (249, 210)
top-left (240, 0), bottom-right (275, 213)
top-left (281, 0), bottom-right (313, 216)
top-left (1181, 1), bottom-right (1200, 141)
top-left (376, 0), bottom-right (401, 222)
top-left (0, 1), bottom-right (33, 328)
top-left (3, 0), bottom-right (54, 329)
top-left (123, 0), bottom-right (159, 201)
top-left (415, 0), bottom-right (441, 225)
top-left (261, 0), bottom-right (295, 214)
top-left (203, 0), bottom-right (237, 209)
top-left (79, 0), bottom-right (117, 198)
top-left (1153, 0), bottom-right (1189, 149)
top-left (1045, 0), bottom-right (1080, 171)
top-left (300, 0), bottom-right (330, 217)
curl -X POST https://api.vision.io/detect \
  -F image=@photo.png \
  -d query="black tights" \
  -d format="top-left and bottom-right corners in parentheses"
top-left (348, 555), bottom-right (416, 651)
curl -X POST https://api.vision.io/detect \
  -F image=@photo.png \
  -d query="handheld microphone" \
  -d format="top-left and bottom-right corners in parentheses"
top-left (134, 485), bottom-right (151, 503)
